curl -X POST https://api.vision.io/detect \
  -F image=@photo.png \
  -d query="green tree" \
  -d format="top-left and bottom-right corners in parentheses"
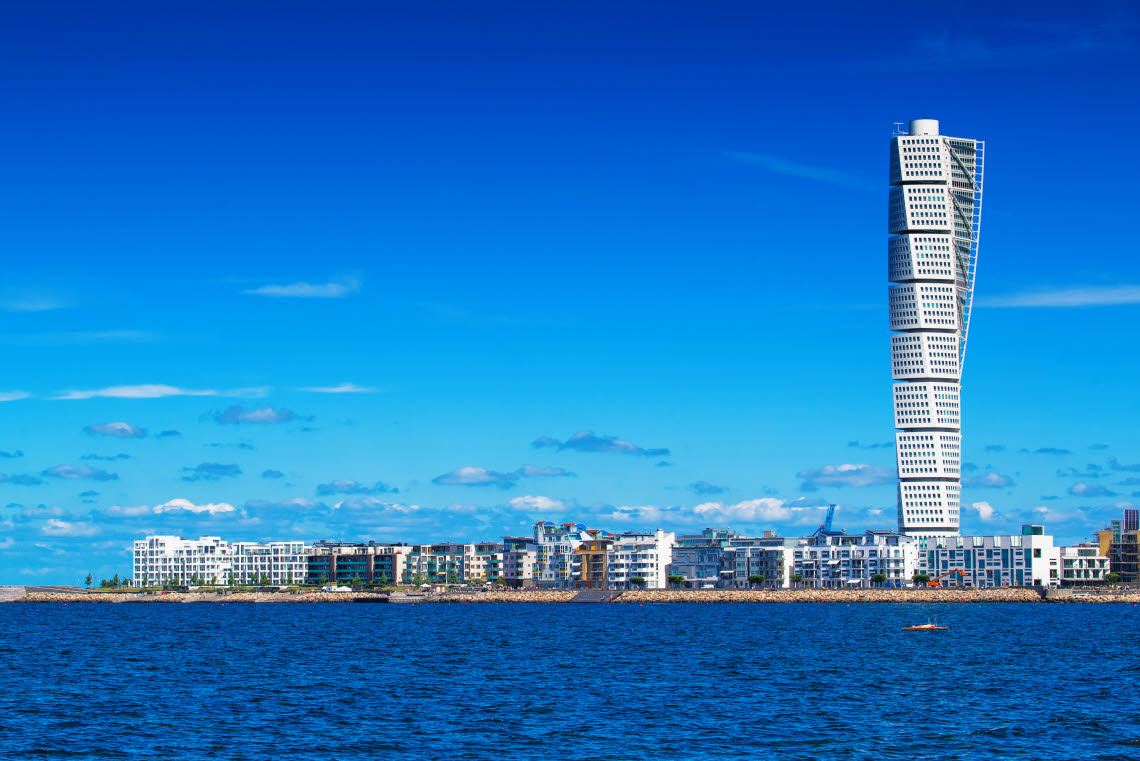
top-left (84, 573), bottom-right (93, 589)
top-left (747, 575), bottom-right (763, 588)
top-left (790, 573), bottom-right (804, 586)
top-left (446, 569), bottom-right (459, 585)
top-left (1105, 573), bottom-right (1121, 584)
top-left (666, 574), bottom-right (685, 589)
top-left (411, 572), bottom-right (426, 587)
top-left (912, 574), bottom-right (931, 587)
top-left (629, 576), bottom-right (647, 588)
top-left (112, 573), bottom-right (121, 589)
top-left (319, 572), bottom-right (329, 586)
top-left (227, 571), bottom-right (235, 587)
top-left (350, 573), bottom-right (362, 589)
top-left (870, 573), bottom-right (887, 586)
top-left (378, 571), bottom-right (390, 587)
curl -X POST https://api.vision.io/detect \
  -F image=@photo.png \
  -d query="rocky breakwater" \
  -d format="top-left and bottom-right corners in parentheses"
top-left (434, 589), bottom-right (577, 603)
top-left (619, 588), bottom-right (1046, 603)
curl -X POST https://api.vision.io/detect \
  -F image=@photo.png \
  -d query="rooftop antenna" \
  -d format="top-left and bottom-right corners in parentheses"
top-left (892, 121), bottom-right (906, 137)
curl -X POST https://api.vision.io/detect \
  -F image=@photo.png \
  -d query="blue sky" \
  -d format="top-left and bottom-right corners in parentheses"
top-left (2, 1), bottom-right (1138, 583)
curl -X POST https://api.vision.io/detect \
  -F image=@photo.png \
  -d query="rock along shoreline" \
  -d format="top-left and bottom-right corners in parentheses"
top-left (10, 588), bottom-right (1140, 604)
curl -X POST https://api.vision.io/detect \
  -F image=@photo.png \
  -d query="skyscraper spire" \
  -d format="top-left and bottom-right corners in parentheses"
top-left (888, 119), bottom-right (985, 538)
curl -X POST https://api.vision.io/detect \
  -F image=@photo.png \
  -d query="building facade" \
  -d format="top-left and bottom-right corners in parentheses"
top-left (916, 525), bottom-right (1059, 587)
top-left (131, 535), bottom-right (311, 587)
top-left (888, 118), bottom-right (984, 538)
top-left (306, 541), bottom-right (412, 585)
top-left (1059, 544), bottom-right (1110, 586)
top-left (606, 530), bottom-right (675, 589)
top-left (793, 530), bottom-right (916, 588)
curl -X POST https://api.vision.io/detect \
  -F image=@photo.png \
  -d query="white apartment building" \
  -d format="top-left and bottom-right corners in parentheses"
top-left (533, 521), bottom-right (594, 588)
top-left (132, 535), bottom-right (311, 587)
top-left (132, 535), bottom-right (231, 587)
top-left (793, 530), bottom-right (917, 588)
top-left (1059, 544), bottom-right (1110, 586)
top-left (606, 530), bottom-right (674, 589)
top-left (231, 541), bottom-right (310, 585)
top-left (888, 118), bottom-right (984, 538)
top-left (917, 525), bottom-right (1059, 587)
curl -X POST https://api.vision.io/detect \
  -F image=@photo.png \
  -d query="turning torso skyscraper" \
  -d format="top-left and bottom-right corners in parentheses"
top-left (888, 119), bottom-right (984, 538)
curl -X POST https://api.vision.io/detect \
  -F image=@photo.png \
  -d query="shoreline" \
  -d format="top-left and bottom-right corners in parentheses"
top-left (9, 588), bottom-right (1140, 604)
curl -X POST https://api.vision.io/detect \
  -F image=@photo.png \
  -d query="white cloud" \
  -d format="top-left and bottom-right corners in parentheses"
top-left (153, 498), bottom-right (236, 515)
top-left (983, 285), bottom-right (1140, 308)
top-left (330, 497), bottom-right (418, 514)
top-left (42, 518), bottom-right (100, 537)
top-left (970, 501), bottom-right (997, 522)
top-left (297, 382), bottom-right (379, 394)
top-left (243, 276), bottom-right (360, 299)
top-left (55, 384), bottom-right (269, 401)
top-left (0, 537), bottom-right (14, 550)
top-left (507, 495), bottom-right (569, 512)
top-left (0, 391), bottom-right (31, 402)
top-left (433, 466), bottom-right (518, 488)
top-left (693, 498), bottom-right (819, 523)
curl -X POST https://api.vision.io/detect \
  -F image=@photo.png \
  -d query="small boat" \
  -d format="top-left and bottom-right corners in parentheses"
top-left (902, 621), bottom-right (948, 631)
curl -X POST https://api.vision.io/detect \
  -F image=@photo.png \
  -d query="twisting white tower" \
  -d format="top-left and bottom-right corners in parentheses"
top-left (888, 118), bottom-right (984, 538)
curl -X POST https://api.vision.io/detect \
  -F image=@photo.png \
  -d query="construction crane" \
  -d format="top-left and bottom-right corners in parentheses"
top-left (928, 569), bottom-right (967, 588)
top-left (819, 504), bottom-right (836, 533)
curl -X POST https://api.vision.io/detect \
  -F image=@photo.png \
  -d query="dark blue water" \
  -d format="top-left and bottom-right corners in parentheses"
top-left (3, 603), bottom-right (1139, 760)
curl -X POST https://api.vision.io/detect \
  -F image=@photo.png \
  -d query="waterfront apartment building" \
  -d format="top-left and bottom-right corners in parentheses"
top-left (131, 535), bottom-right (311, 586)
top-left (671, 529), bottom-right (796, 588)
top-left (793, 530), bottom-right (916, 588)
top-left (1098, 508), bottom-right (1140, 583)
top-left (1058, 544), bottom-right (1110, 586)
top-left (916, 525), bottom-right (1059, 587)
top-left (305, 541), bottom-right (412, 585)
top-left (605, 530), bottom-right (675, 589)
top-left (532, 521), bottom-right (598, 588)
top-left (404, 542), bottom-right (504, 585)
top-left (132, 535), bottom-right (231, 587)
top-left (501, 536), bottom-right (539, 588)
top-left (888, 118), bottom-right (984, 538)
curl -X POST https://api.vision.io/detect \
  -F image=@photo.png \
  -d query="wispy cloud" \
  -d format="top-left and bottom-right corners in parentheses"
top-left (0, 450), bottom-right (23, 459)
top-left (316, 479), bottom-right (399, 496)
top-left (0, 292), bottom-right (67, 312)
top-left (0, 330), bottom-right (154, 345)
top-left (42, 518), bottom-right (99, 537)
top-left (209, 405), bottom-right (301, 425)
top-left (181, 462), bottom-right (242, 482)
top-left (533, 431), bottom-right (669, 458)
top-left (431, 465), bottom-right (573, 490)
top-left (42, 465), bottom-right (119, 482)
top-left (689, 481), bottom-right (727, 496)
top-left (797, 463), bottom-right (894, 492)
top-left (962, 471), bottom-right (1015, 488)
top-left (1069, 482), bottom-right (1117, 498)
top-left (983, 285), bottom-right (1140, 308)
top-left (297, 382), bottom-right (379, 394)
top-left (84, 422), bottom-right (147, 439)
top-left (243, 276), bottom-right (360, 299)
top-left (726, 151), bottom-right (871, 190)
top-left (0, 391), bottom-right (31, 402)
top-left (0, 473), bottom-right (43, 486)
top-left (56, 384), bottom-right (268, 401)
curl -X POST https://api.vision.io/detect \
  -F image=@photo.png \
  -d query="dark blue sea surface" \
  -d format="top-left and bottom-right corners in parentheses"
top-left (3, 602), bottom-right (1139, 760)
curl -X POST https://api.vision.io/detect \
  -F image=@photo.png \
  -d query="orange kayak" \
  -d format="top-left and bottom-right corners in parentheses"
top-left (902, 624), bottom-right (948, 631)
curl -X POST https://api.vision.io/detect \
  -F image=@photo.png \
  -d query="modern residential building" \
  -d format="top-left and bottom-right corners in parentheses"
top-left (1099, 509), bottom-right (1140, 583)
top-left (231, 541), bottom-right (310, 585)
top-left (131, 535), bottom-right (311, 586)
top-left (501, 535), bottom-right (538, 588)
top-left (889, 118), bottom-right (984, 538)
top-left (404, 542), bottom-right (504, 585)
top-left (916, 525), bottom-right (1059, 587)
top-left (606, 530), bottom-right (675, 589)
top-left (793, 530), bottom-right (916, 588)
top-left (305, 540), bottom-right (412, 585)
top-left (672, 529), bottom-right (797, 588)
top-left (132, 535), bottom-right (232, 587)
top-left (1058, 544), bottom-right (1110, 586)
top-left (532, 521), bottom-right (602, 588)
